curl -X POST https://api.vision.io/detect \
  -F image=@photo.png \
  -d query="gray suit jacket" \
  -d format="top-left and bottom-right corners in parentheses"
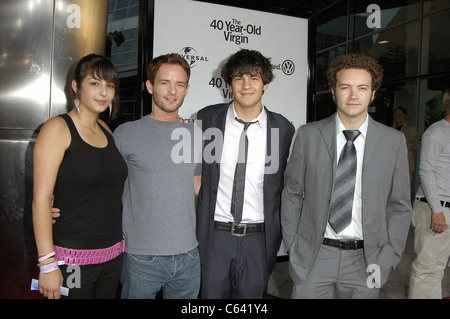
top-left (281, 114), bottom-right (412, 286)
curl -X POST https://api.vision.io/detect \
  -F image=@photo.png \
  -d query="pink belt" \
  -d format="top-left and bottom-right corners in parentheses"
top-left (54, 238), bottom-right (125, 266)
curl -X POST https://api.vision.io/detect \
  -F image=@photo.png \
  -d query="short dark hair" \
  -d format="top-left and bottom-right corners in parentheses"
top-left (326, 53), bottom-right (384, 91)
top-left (221, 49), bottom-right (273, 85)
top-left (394, 106), bottom-right (407, 116)
top-left (146, 53), bottom-right (191, 84)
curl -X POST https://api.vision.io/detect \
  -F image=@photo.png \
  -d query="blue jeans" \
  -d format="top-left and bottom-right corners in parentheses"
top-left (120, 247), bottom-right (200, 299)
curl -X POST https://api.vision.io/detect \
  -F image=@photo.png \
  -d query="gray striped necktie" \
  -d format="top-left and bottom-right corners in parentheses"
top-left (329, 130), bottom-right (360, 233)
top-left (230, 117), bottom-right (257, 225)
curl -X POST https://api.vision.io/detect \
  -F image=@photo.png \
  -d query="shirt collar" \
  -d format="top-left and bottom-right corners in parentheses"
top-left (228, 102), bottom-right (267, 129)
top-left (335, 113), bottom-right (369, 139)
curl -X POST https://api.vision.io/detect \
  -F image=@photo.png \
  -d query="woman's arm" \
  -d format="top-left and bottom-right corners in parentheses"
top-left (32, 117), bottom-right (70, 299)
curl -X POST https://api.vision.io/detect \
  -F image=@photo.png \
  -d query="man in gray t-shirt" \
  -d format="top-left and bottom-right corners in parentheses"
top-left (114, 53), bottom-right (202, 299)
top-left (114, 117), bottom-right (202, 256)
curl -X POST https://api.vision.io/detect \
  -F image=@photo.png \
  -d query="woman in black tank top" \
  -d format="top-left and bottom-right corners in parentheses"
top-left (32, 54), bottom-right (127, 299)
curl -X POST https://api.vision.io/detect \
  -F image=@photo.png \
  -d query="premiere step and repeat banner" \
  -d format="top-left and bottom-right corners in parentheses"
top-left (153, 0), bottom-right (312, 129)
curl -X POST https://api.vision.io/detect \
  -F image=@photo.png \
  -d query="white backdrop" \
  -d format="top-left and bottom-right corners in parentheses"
top-left (153, 0), bottom-right (311, 128)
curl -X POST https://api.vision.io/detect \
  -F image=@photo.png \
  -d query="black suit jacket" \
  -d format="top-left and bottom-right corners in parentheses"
top-left (196, 102), bottom-right (295, 274)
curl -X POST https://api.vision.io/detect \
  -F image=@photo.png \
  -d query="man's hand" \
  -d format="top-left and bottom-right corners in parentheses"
top-left (51, 207), bottom-right (60, 224)
top-left (431, 212), bottom-right (446, 233)
top-left (50, 196), bottom-right (60, 223)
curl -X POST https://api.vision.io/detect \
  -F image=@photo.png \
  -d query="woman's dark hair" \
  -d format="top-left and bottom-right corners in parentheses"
top-left (72, 53), bottom-right (120, 119)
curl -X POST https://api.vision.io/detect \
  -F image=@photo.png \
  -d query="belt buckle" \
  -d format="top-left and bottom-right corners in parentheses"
top-left (231, 223), bottom-right (247, 237)
top-left (338, 240), bottom-right (357, 250)
top-left (345, 240), bottom-right (359, 250)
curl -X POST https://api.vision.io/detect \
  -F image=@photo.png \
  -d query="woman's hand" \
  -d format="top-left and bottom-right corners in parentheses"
top-left (38, 262), bottom-right (64, 299)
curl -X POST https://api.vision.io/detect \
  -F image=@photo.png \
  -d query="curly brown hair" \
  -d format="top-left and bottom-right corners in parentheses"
top-left (326, 54), bottom-right (384, 91)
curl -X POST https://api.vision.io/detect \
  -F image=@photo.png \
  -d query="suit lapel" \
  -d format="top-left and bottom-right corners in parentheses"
top-left (363, 116), bottom-right (379, 168)
top-left (264, 107), bottom-right (274, 172)
top-left (212, 103), bottom-right (228, 131)
top-left (263, 108), bottom-right (281, 220)
top-left (209, 103), bottom-right (229, 189)
top-left (320, 115), bottom-right (337, 169)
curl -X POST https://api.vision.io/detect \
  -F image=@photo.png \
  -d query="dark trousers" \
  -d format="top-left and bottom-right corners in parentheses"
top-left (60, 255), bottom-right (122, 299)
top-left (200, 228), bottom-right (268, 299)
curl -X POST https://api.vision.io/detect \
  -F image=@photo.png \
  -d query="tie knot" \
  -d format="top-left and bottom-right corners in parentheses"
top-left (235, 117), bottom-right (257, 131)
top-left (343, 130), bottom-right (360, 142)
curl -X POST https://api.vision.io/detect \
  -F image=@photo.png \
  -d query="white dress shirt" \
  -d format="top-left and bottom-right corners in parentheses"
top-left (214, 103), bottom-right (267, 224)
top-left (324, 115), bottom-right (368, 240)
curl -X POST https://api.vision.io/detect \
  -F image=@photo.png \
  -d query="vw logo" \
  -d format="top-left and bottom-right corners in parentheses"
top-left (282, 60), bottom-right (295, 75)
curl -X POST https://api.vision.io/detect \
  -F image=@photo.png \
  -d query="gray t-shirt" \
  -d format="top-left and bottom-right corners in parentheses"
top-left (114, 116), bottom-right (202, 255)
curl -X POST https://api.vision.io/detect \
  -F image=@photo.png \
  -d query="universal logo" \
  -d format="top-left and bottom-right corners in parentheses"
top-left (179, 47), bottom-right (209, 68)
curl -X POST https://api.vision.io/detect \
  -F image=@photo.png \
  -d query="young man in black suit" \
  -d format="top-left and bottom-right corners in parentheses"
top-left (196, 49), bottom-right (295, 298)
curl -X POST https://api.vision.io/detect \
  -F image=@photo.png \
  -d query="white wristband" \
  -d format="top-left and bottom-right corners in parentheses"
top-left (38, 260), bottom-right (65, 273)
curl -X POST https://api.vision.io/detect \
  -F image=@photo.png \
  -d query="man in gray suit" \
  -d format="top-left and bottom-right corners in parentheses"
top-left (281, 54), bottom-right (412, 298)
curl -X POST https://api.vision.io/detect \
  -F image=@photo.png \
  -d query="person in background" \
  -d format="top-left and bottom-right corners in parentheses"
top-left (281, 53), bottom-right (412, 298)
top-left (32, 54), bottom-right (127, 299)
top-left (393, 106), bottom-right (419, 189)
top-left (409, 88), bottom-right (450, 299)
top-left (196, 49), bottom-right (295, 298)
top-left (115, 53), bottom-right (202, 299)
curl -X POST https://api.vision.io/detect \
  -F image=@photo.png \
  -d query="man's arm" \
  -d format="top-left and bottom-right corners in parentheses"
top-left (280, 130), bottom-right (304, 252)
top-left (51, 196), bottom-right (60, 223)
top-left (419, 130), bottom-right (445, 233)
top-left (385, 133), bottom-right (412, 267)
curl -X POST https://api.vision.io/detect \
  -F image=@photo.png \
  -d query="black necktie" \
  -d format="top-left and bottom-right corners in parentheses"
top-left (230, 117), bottom-right (257, 225)
top-left (329, 130), bottom-right (361, 234)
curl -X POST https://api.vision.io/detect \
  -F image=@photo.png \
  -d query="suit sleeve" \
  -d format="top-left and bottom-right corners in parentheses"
top-left (280, 128), bottom-right (305, 251)
top-left (385, 133), bottom-right (412, 267)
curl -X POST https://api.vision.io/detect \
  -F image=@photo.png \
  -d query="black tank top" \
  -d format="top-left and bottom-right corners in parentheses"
top-left (53, 114), bottom-right (127, 249)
